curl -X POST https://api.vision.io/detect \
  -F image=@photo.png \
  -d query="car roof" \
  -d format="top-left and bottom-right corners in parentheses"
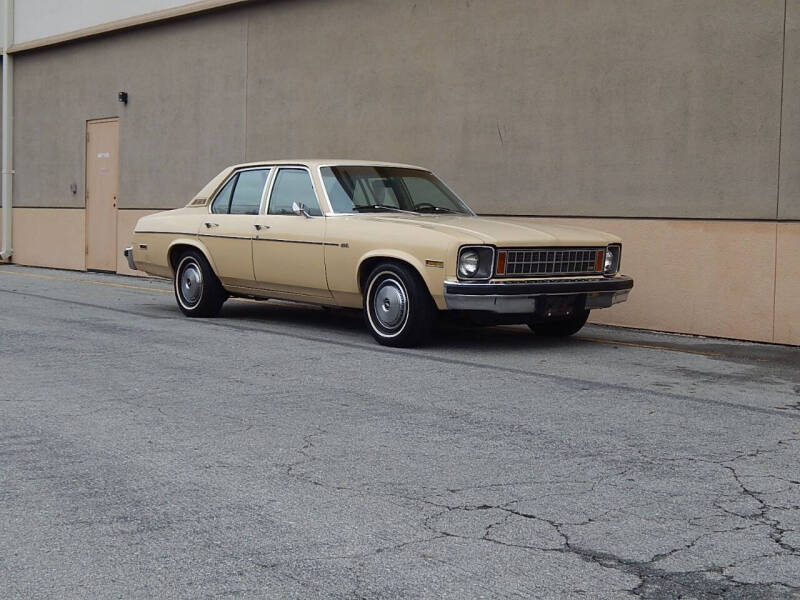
top-left (228, 159), bottom-right (429, 170)
top-left (191, 159), bottom-right (431, 204)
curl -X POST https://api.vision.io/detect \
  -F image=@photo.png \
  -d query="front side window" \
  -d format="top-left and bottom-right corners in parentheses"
top-left (210, 168), bottom-right (270, 215)
top-left (268, 168), bottom-right (322, 216)
top-left (320, 166), bottom-right (473, 215)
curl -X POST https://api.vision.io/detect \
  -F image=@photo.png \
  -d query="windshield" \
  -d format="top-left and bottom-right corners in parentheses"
top-left (320, 166), bottom-right (474, 215)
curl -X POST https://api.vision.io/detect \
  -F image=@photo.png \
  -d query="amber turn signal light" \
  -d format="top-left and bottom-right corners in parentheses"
top-left (496, 251), bottom-right (507, 275)
top-left (595, 250), bottom-right (605, 272)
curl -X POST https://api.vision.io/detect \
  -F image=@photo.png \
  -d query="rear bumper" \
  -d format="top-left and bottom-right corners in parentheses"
top-left (123, 247), bottom-right (137, 271)
top-left (443, 275), bottom-right (634, 313)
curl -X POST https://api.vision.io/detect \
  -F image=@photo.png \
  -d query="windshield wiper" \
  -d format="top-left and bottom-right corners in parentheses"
top-left (351, 205), bottom-right (418, 214)
top-left (415, 205), bottom-right (457, 214)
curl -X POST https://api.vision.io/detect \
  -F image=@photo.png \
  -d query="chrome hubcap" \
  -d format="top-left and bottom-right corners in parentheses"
top-left (373, 279), bottom-right (407, 330)
top-left (180, 262), bottom-right (203, 306)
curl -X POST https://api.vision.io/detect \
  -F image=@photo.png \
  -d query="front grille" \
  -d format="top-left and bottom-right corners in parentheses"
top-left (498, 247), bottom-right (603, 277)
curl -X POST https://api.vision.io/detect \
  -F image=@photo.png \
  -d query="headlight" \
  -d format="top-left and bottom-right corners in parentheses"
top-left (603, 244), bottom-right (621, 275)
top-left (458, 250), bottom-right (479, 277)
top-left (457, 246), bottom-right (494, 280)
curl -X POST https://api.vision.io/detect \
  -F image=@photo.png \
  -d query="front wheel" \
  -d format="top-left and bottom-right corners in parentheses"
top-left (364, 262), bottom-right (436, 347)
top-left (174, 250), bottom-right (226, 317)
top-left (529, 309), bottom-right (590, 337)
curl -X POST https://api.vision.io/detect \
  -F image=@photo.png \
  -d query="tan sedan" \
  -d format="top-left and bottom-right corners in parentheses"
top-left (125, 160), bottom-right (633, 346)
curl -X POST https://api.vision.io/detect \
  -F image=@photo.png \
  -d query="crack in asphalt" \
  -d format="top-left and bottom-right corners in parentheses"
top-left (278, 427), bottom-right (800, 599)
top-left (722, 463), bottom-right (800, 556)
top-left (418, 503), bottom-right (800, 599)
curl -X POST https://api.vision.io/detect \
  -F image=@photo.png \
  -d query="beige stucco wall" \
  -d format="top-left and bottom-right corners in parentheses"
top-left (779, 0), bottom-right (800, 219)
top-left (12, 9), bottom-right (246, 211)
top-left (245, 0), bottom-right (786, 220)
top-left (9, 0), bottom-right (793, 220)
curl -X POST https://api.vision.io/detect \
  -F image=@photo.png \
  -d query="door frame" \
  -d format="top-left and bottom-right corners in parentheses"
top-left (84, 117), bottom-right (120, 272)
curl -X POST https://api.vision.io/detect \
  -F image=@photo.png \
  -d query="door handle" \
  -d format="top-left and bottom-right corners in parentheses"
top-left (204, 222), bottom-right (219, 228)
top-left (254, 224), bottom-right (270, 230)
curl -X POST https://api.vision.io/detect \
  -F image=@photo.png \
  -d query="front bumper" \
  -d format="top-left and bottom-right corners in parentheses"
top-left (123, 247), bottom-right (137, 271)
top-left (443, 275), bottom-right (634, 313)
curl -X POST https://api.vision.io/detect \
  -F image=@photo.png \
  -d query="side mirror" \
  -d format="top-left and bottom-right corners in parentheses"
top-left (292, 201), bottom-right (311, 218)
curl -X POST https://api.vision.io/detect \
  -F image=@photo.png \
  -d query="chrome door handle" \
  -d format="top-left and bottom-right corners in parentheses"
top-left (204, 222), bottom-right (219, 228)
top-left (254, 224), bottom-right (270, 230)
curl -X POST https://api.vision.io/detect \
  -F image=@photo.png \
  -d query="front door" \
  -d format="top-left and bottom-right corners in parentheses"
top-left (85, 119), bottom-right (119, 271)
top-left (252, 167), bottom-right (331, 300)
top-left (198, 167), bottom-right (271, 288)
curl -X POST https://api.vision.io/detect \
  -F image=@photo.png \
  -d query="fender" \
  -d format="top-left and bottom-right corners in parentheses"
top-left (356, 249), bottom-right (446, 308)
top-left (166, 238), bottom-right (220, 277)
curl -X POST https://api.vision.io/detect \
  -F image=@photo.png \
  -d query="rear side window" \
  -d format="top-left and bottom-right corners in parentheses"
top-left (230, 169), bottom-right (270, 214)
top-left (210, 177), bottom-right (236, 214)
top-left (210, 168), bottom-right (271, 215)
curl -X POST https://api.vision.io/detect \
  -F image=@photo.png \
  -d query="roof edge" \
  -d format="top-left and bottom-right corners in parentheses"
top-left (9, 0), bottom-right (250, 54)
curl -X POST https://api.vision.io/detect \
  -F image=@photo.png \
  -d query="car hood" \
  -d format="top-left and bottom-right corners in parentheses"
top-left (364, 214), bottom-right (619, 246)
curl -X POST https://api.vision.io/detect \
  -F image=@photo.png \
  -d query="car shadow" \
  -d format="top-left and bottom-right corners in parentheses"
top-left (205, 299), bottom-right (584, 352)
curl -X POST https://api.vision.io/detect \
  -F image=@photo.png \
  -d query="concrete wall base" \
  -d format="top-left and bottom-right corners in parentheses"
top-left (10, 208), bottom-right (86, 271)
top-left (533, 218), bottom-right (799, 345)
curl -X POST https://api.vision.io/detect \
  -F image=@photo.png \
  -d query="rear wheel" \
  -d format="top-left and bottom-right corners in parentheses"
top-left (364, 262), bottom-right (436, 347)
top-left (174, 250), bottom-right (226, 317)
top-left (529, 309), bottom-right (590, 337)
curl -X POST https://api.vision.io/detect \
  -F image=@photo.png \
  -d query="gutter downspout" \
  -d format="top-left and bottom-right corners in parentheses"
top-left (0, 0), bottom-right (13, 261)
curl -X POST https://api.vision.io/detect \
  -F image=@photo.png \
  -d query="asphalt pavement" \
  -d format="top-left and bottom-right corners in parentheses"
top-left (1, 264), bottom-right (799, 599)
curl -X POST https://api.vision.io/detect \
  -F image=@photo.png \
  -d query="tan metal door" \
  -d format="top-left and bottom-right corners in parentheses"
top-left (85, 118), bottom-right (119, 271)
top-left (197, 215), bottom-right (257, 288)
top-left (252, 166), bottom-right (331, 300)
top-left (252, 214), bottom-right (330, 299)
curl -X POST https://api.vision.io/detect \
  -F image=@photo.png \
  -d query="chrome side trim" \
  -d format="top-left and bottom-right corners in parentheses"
top-left (253, 237), bottom-right (340, 247)
top-left (198, 233), bottom-right (252, 241)
top-left (135, 230), bottom-right (196, 236)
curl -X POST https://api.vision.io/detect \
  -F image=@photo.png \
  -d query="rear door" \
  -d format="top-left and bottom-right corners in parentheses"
top-left (198, 167), bottom-right (271, 288)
